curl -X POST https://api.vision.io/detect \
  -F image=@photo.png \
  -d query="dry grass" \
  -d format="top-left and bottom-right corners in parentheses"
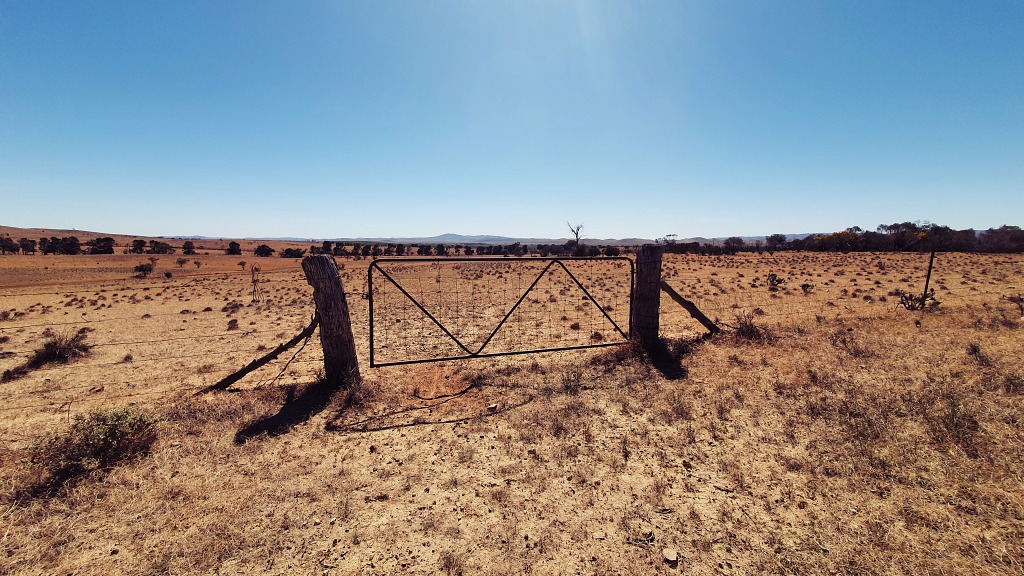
top-left (0, 248), bottom-right (1022, 574)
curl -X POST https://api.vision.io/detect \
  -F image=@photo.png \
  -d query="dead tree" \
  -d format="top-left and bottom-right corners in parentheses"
top-left (567, 222), bottom-right (584, 254)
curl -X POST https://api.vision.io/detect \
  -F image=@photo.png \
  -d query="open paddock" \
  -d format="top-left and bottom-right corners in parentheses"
top-left (1, 250), bottom-right (1022, 575)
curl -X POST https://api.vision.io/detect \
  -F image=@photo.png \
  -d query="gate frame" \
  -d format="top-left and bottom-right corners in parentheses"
top-left (367, 256), bottom-right (635, 367)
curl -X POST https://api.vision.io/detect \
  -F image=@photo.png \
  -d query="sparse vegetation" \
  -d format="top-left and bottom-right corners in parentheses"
top-left (893, 287), bottom-right (940, 310)
top-left (27, 407), bottom-right (157, 492)
top-left (730, 311), bottom-right (772, 341)
top-left (133, 262), bottom-right (155, 277)
top-left (0, 242), bottom-right (1021, 575)
top-left (766, 272), bottom-right (786, 291)
top-left (2, 328), bottom-right (91, 382)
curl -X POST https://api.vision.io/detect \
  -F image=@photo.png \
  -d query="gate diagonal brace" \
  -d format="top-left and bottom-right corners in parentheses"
top-left (367, 257), bottom-right (635, 367)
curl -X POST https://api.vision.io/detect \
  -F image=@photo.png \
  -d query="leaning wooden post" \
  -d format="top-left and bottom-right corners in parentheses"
top-left (302, 255), bottom-right (360, 387)
top-left (631, 244), bottom-right (664, 351)
top-left (920, 248), bottom-right (936, 310)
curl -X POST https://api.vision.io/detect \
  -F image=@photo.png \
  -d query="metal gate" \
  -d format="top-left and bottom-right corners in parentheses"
top-left (368, 257), bottom-right (634, 367)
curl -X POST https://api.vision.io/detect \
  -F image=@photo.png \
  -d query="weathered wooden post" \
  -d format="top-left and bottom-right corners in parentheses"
top-left (631, 244), bottom-right (663, 351)
top-left (659, 279), bottom-right (721, 336)
top-left (302, 255), bottom-right (360, 387)
top-left (920, 248), bottom-right (936, 310)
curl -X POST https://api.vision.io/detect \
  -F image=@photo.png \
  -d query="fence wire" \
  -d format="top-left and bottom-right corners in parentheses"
top-left (1, 252), bottom-right (1023, 442)
top-left (368, 258), bottom-right (634, 366)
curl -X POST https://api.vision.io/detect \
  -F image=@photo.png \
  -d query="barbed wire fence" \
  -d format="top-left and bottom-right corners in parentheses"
top-left (1, 250), bottom-right (1022, 443)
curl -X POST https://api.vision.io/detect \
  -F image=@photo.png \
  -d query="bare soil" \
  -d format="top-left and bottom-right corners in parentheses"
top-left (1, 246), bottom-right (1022, 575)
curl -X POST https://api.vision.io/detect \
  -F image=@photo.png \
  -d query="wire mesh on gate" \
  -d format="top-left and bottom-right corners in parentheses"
top-left (368, 257), bottom-right (634, 366)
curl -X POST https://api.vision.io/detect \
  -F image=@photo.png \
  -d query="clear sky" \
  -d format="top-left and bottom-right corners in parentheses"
top-left (2, 1), bottom-right (1022, 240)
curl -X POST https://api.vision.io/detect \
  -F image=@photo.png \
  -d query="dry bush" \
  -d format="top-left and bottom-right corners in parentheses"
top-left (828, 327), bottom-right (874, 357)
top-left (2, 327), bottom-right (91, 382)
top-left (966, 342), bottom-right (992, 366)
top-left (893, 288), bottom-right (940, 310)
top-left (560, 366), bottom-right (583, 395)
top-left (26, 407), bottom-right (157, 493)
top-left (731, 311), bottom-right (773, 342)
top-left (438, 550), bottom-right (465, 576)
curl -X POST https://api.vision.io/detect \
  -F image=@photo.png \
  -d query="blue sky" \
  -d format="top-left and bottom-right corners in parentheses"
top-left (2, 1), bottom-right (1021, 240)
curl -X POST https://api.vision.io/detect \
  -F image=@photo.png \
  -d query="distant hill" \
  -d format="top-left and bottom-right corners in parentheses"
top-left (2, 225), bottom-right (816, 247)
top-left (674, 233), bottom-right (818, 245)
top-left (323, 233), bottom-right (656, 246)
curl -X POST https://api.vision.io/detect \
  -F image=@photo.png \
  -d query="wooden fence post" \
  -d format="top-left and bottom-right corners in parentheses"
top-left (302, 255), bottom-right (360, 387)
top-left (631, 244), bottom-right (663, 350)
top-left (920, 248), bottom-right (936, 309)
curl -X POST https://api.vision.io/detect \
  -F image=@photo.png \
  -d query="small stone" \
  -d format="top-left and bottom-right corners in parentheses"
top-left (662, 548), bottom-right (678, 567)
top-left (313, 518), bottom-right (322, 526)
top-left (592, 531), bottom-right (606, 540)
top-left (110, 547), bottom-right (120, 556)
top-left (487, 403), bottom-right (498, 412)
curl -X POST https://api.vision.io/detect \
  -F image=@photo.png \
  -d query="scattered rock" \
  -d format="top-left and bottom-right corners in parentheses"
top-left (662, 548), bottom-right (678, 567)
top-left (487, 403), bottom-right (498, 412)
top-left (592, 531), bottom-right (606, 540)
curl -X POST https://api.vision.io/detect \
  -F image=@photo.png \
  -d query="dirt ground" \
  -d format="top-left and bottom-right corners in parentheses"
top-left (1, 246), bottom-right (1022, 575)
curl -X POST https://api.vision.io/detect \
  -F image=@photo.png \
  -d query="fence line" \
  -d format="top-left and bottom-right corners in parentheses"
top-left (0, 327), bottom-right (299, 356)
top-left (2, 251), bottom-right (1022, 431)
top-left (0, 366), bottom-right (326, 415)
top-left (0, 267), bottom-right (343, 299)
top-left (0, 301), bottom-right (317, 332)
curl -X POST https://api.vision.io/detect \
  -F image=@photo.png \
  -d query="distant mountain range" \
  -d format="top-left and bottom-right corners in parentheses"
top-left (1, 225), bottom-right (815, 246)
top-left (240, 232), bottom-right (817, 246)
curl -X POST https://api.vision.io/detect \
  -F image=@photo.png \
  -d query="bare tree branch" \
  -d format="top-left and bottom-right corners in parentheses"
top-left (567, 222), bottom-right (584, 253)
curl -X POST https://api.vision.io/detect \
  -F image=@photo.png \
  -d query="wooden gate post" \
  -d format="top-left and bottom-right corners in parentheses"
top-left (302, 255), bottom-right (360, 387)
top-left (631, 244), bottom-right (663, 351)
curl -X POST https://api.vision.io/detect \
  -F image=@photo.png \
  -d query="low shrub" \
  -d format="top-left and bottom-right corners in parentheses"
top-left (2, 328), bottom-right (90, 382)
top-left (133, 262), bottom-right (154, 277)
top-left (732, 312), bottom-right (773, 342)
top-left (29, 407), bottom-right (157, 490)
